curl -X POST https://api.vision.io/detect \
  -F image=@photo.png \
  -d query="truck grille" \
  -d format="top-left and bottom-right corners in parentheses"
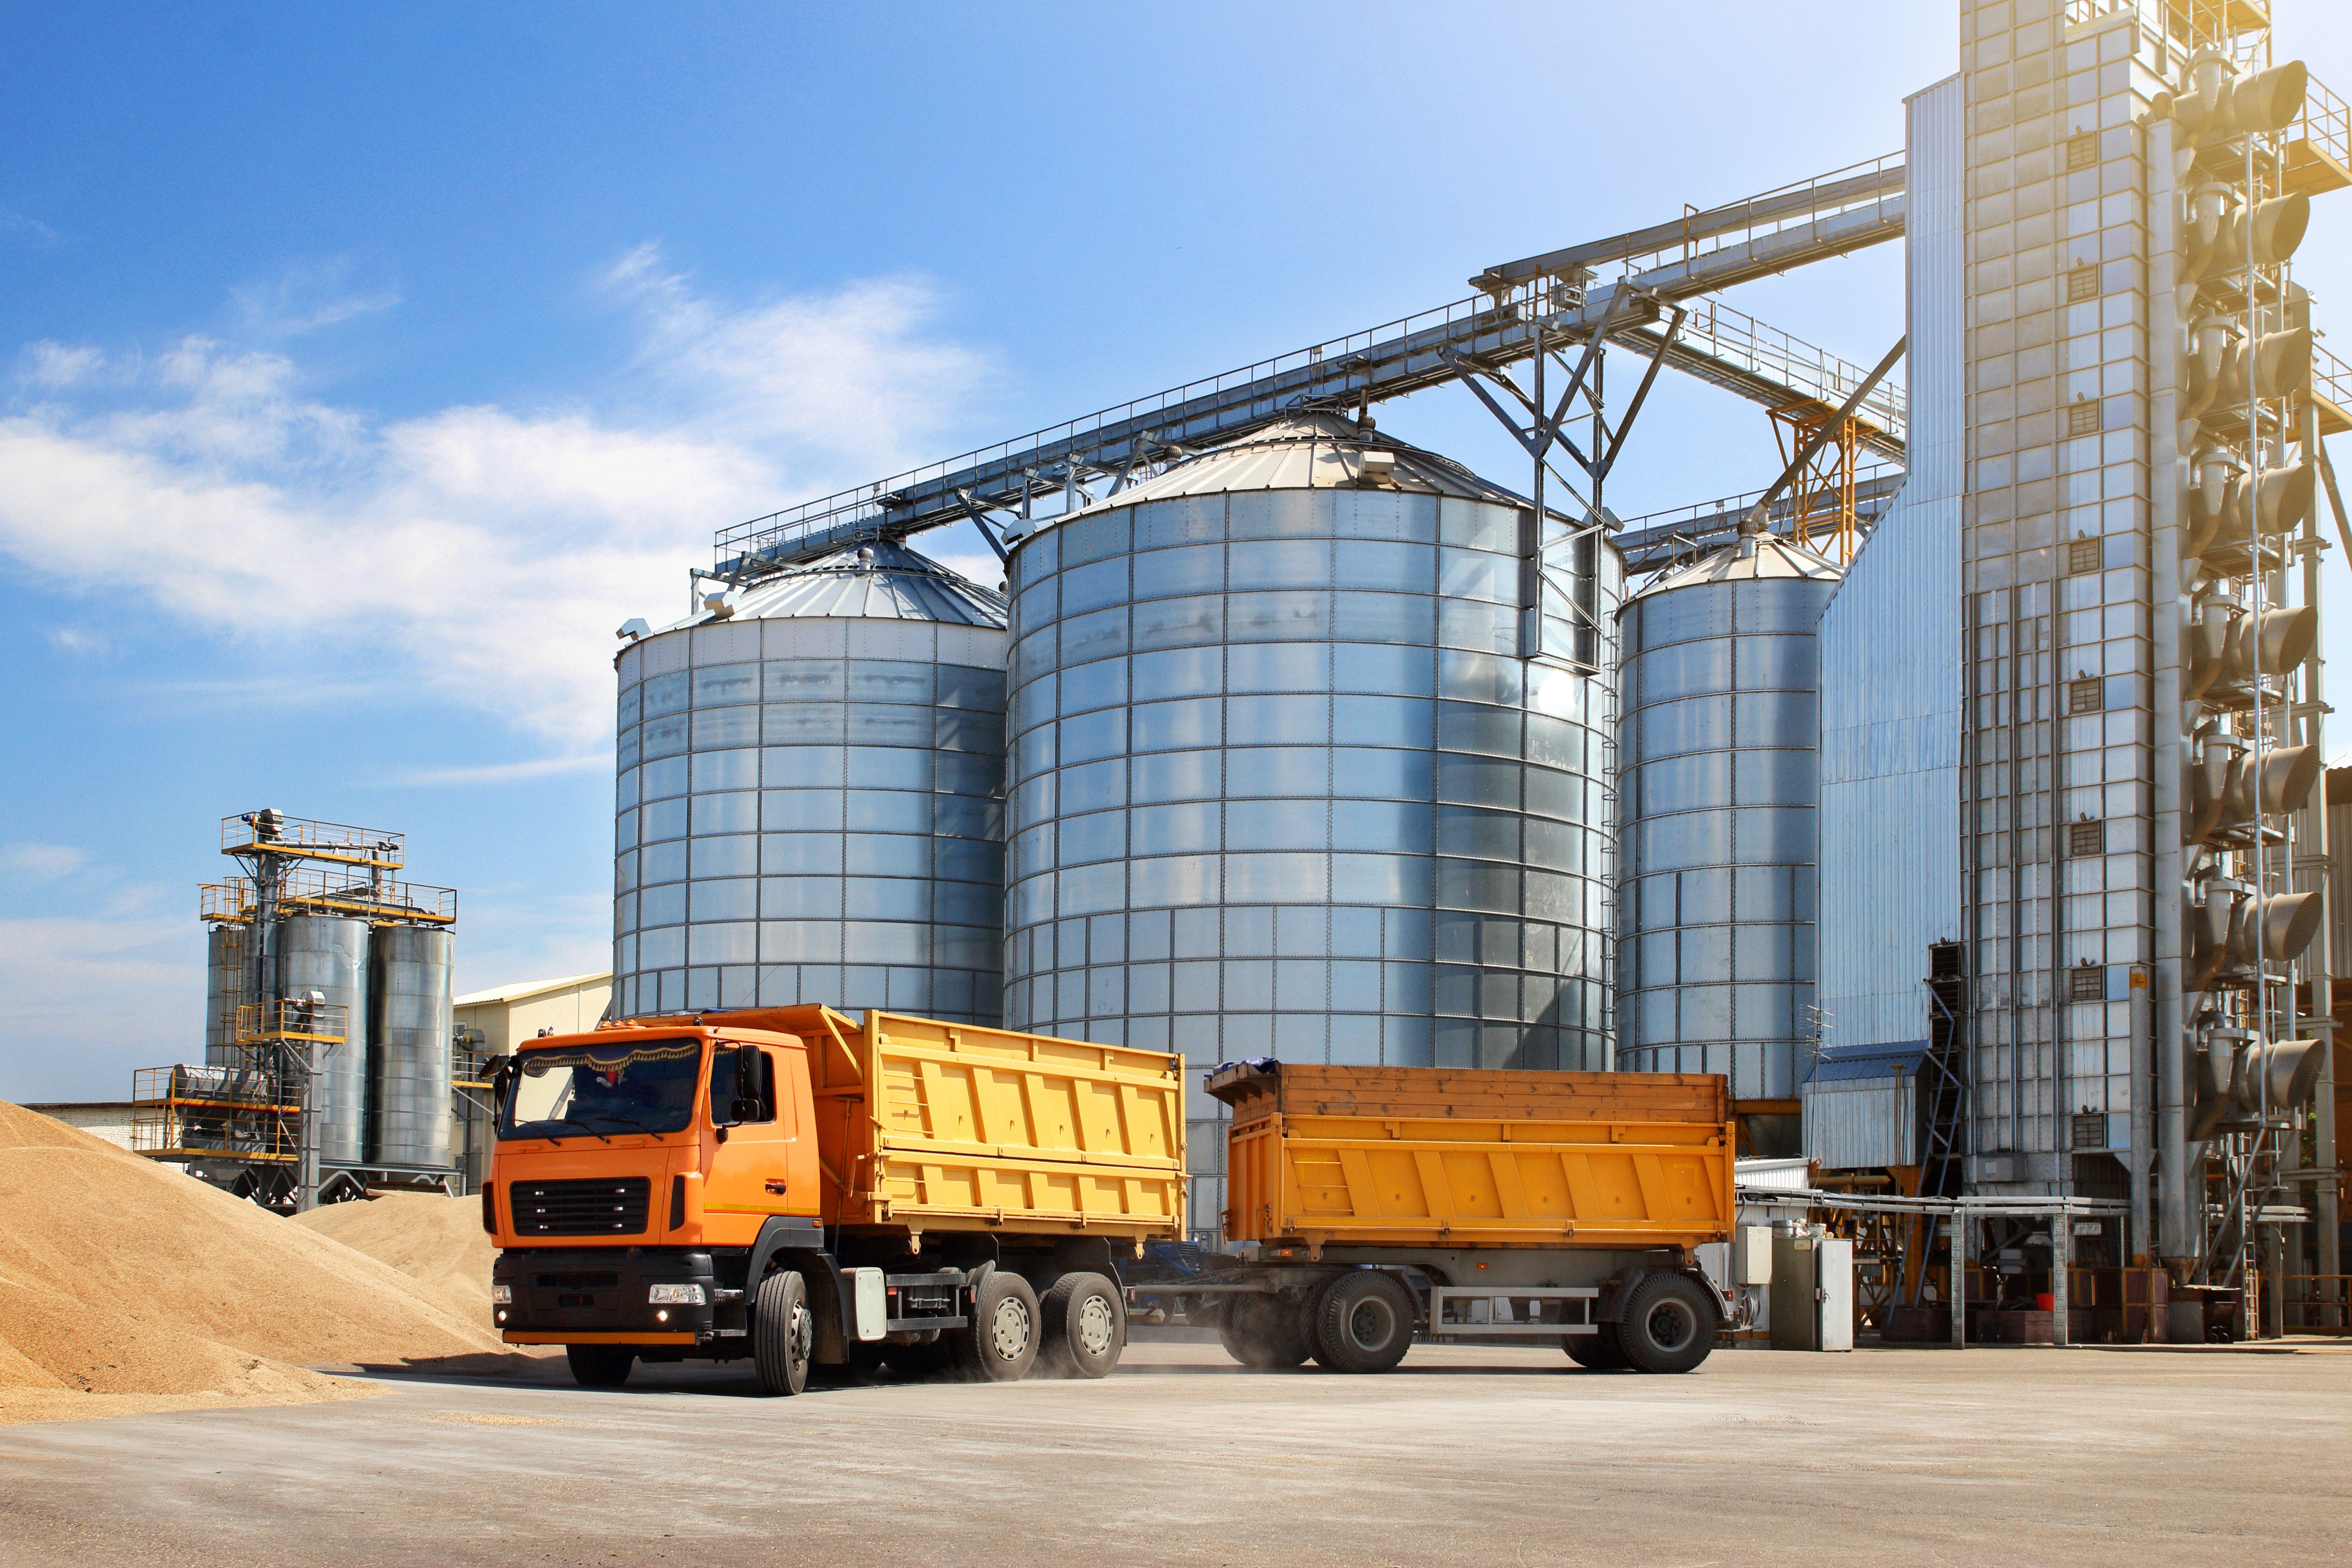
top-left (510, 1177), bottom-right (649, 1237)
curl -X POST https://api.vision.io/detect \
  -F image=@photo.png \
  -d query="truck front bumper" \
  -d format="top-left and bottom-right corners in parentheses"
top-left (493, 1247), bottom-right (728, 1343)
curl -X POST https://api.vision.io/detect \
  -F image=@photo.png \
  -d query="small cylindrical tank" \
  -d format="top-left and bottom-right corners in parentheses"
top-left (1616, 528), bottom-right (1841, 1104)
top-left (277, 915), bottom-right (369, 1166)
top-left (368, 925), bottom-right (454, 1168)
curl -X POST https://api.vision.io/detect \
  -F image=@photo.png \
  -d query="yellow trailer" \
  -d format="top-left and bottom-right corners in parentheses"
top-left (1186, 1060), bottom-right (1738, 1376)
top-left (1216, 1063), bottom-right (1732, 1252)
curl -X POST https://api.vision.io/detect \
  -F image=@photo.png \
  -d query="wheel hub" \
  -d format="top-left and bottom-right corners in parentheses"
top-left (1647, 1301), bottom-right (1694, 1352)
top-left (990, 1298), bottom-right (1031, 1360)
top-left (1075, 1294), bottom-right (1115, 1357)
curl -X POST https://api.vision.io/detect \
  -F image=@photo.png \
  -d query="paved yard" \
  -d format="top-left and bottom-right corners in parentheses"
top-left (2, 1340), bottom-right (2346, 1566)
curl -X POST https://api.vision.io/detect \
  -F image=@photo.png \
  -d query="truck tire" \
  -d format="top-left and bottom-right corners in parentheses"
top-left (1311, 1272), bottom-right (1416, 1374)
top-left (1563, 1328), bottom-right (1630, 1371)
top-left (565, 1344), bottom-right (634, 1388)
top-left (1218, 1292), bottom-right (1311, 1369)
top-left (753, 1269), bottom-right (813, 1396)
top-left (1039, 1271), bottom-right (1125, 1378)
top-left (954, 1270), bottom-right (1041, 1382)
top-left (1614, 1273), bottom-right (1715, 1374)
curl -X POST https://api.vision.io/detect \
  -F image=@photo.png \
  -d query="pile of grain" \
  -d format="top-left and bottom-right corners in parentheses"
top-left (293, 1190), bottom-right (496, 1315)
top-left (0, 1101), bottom-right (515, 1426)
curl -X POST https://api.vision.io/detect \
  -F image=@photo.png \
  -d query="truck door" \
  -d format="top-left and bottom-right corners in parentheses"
top-left (702, 1042), bottom-right (820, 1242)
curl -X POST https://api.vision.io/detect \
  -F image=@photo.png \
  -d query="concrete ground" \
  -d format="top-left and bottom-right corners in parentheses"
top-left (2, 1338), bottom-right (2348, 1567)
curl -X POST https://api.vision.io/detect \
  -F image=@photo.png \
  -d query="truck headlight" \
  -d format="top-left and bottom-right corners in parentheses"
top-left (491, 1284), bottom-right (512, 1304)
top-left (648, 1283), bottom-right (706, 1305)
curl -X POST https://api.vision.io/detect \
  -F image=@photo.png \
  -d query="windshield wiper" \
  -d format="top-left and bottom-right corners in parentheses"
top-left (583, 1113), bottom-right (657, 1137)
top-left (539, 1117), bottom-right (611, 1144)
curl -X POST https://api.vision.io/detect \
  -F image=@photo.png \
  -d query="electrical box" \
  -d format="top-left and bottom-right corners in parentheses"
top-left (1769, 1232), bottom-right (1855, 1352)
top-left (851, 1267), bottom-right (887, 1341)
top-left (1732, 1226), bottom-right (1774, 1286)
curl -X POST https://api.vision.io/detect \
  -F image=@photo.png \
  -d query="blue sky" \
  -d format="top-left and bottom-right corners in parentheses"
top-left (6, 2), bottom-right (2352, 1103)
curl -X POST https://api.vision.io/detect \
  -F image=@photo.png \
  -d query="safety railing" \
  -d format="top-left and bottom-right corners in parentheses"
top-left (199, 867), bottom-right (456, 925)
top-left (235, 1000), bottom-right (350, 1045)
top-left (221, 811), bottom-right (403, 867)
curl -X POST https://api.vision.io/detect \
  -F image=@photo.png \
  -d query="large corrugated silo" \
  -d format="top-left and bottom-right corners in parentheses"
top-left (999, 414), bottom-right (1622, 1233)
top-left (369, 924), bottom-right (454, 1168)
top-left (612, 540), bottom-right (1009, 1024)
top-left (1615, 524), bottom-right (1840, 1134)
top-left (277, 915), bottom-right (370, 1166)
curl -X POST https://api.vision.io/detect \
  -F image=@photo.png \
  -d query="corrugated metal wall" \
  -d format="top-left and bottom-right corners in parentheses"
top-left (1814, 73), bottom-right (1965, 1062)
top-left (1804, 1074), bottom-right (1917, 1169)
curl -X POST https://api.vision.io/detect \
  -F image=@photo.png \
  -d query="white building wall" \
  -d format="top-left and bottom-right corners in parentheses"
top-left (1815, 73), bottom-right (1968, 1057)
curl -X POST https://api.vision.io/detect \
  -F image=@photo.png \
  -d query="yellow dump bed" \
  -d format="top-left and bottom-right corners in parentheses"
top-left (1210, 1062), bottom-right (1732, 1251)
top-left (745, 1006), bottom-right (1186, 1241)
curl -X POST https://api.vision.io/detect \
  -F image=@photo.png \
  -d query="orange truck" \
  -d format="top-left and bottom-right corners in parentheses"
top-left (484, 1006), bottom-right (1185, 1393)
top-left (1180, 1059), bottom-right (1737, 1374)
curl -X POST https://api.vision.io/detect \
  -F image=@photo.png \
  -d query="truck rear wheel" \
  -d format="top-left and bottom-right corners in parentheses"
top-left (565, 1344), bottom-right (634, 1388)
top-left (1217, 1292), bottom-right (1311, 1369)
top-left (954, 1270), bottom-right (1041, 1382)
top-left (1563, 1328), bottom-right (1629, 1371)
top-left (1311, 1272), bottom-right (1416, 1374)
top-left (753, 1270), bottom-right (813, 1396)
top-left (1040, 1271), bottom-right (1125, 1378)
top-left (1614, 1273), bottom-right (1715, 1374)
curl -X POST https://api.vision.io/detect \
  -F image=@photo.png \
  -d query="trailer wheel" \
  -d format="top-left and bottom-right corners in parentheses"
top-left (753, 1270), bottom-right (813, 1396)
top-left (1311, 1272), bottom-right (1416, 1374)
top-left (1040, 1272), bottom-right (1126, 1378)
top-left (1614, 1273), bottom-right (1715, 1374)
top-left (954, 1270), bottom-right (1041, 1382)
top-left (1563, 1328), bottom-right (1630, 1371)
top-left (1217, 1292), bottom-right (1311, 1369)
top-left (565, 1344), bottom-right (634, 1389)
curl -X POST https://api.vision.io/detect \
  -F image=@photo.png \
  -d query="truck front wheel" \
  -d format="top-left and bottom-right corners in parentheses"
top-left (1311, 1272), bottom-right (1416, 1374)
top-left (753, 1270), bottom-right (813, 1396)
top-left (1614, 1273), bottom-right (1715, 1374)
top-left (954, 1270), bottom-right (1041, 1382)
top-left (566, 1344), bottom-right (634, 1389)
top-left (1040, 1272), bottom-right (1126, 1378)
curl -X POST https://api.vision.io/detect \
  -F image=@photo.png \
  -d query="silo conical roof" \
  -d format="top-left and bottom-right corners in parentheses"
top-left (684, 539), bottom-right (1007, 630)
top-left (1628, 530), bottom-right (1842, 603)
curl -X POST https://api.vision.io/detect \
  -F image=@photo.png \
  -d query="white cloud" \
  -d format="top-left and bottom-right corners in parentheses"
top-left (230, 259), bottom-right (401, 337)
top-left (0, 913), bottom-right (197, 1104)
top-left (47, 626), bottom-right (108, 656)
top-left (0, 249), bottom-right (990, 749)
top-left (0, 843), bottom-right (88, 880)
top-left (392, 755), bottom-right (610, 788)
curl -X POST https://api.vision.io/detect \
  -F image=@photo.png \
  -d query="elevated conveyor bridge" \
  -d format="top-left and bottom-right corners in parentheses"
top-left (715, 154), bottom-right (1910, 581)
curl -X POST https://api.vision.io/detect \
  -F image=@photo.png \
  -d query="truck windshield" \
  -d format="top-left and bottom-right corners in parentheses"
top-left (499, 1038), bottom-right (703, 1140)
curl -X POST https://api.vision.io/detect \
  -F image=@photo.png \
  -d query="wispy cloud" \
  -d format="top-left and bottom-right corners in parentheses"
top-left (0, 246), bottom-right (990, 749)
top-left (0, 912), bottom-right (198, 1103)
top-left (392, 755), bottom-right (611, 787)
top-left (0, 843), bottom-right (88, 880)
top-left (0, 209), bottom-right (60, 249)
top-left (47, 626), bottom-right (108, 656)
top-left (230, 258), bottom-right (402, 338)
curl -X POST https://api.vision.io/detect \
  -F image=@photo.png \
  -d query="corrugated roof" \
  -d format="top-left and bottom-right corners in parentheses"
top-left (1629, 529), bottom-right (1842, 602)
top-left (1808, 1040), bottom-right (1931, 1083)
top-left (682, 539), bottom-right (1007, 630)
top-left (452, 971), bottom-right (612, 1008)
top-left (1020, 414), bottom-right (1533, 532)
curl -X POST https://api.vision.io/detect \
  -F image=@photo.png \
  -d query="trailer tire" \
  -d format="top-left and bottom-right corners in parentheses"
top-left (1563, 1328), bottom-right (1630, 1371)
top-left (954, 1270), bottom-right (1041, 1382)
top-left (1311, 1272), bottom-right (1416, 1374)
top-left (1614, 1273), bottom-right (1715, 1374)
top-left (1039, 1272), bottom-right (1125, 1378)
top-left (565, 1344), bottom-right (634, 1388)
top-left (753, 1270), bottom-right (813, 1396)
top-left (1218, 1292), bottom-right (1311, 1369)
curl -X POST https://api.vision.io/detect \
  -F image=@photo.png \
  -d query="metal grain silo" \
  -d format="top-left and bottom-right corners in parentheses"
top-left (613, 540), bottom-right (1009, 1024)
top-left (368, 925), bottom-right (453, 1168)
top-left (1616, 525), bottom-right (1840, 1120)
top-left (999, 414), bottom-right (1622, 1233)
top-left (277, 915), bottom-right (369, 1165)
